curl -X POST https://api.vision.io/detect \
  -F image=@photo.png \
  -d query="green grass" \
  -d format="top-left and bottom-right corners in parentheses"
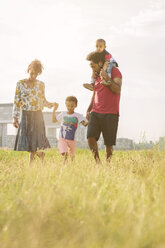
top-left (0, 148), bottom-right (165, 248)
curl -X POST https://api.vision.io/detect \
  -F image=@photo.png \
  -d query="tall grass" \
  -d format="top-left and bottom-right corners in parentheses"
top-left (0, 149), bottom-right (165, 248)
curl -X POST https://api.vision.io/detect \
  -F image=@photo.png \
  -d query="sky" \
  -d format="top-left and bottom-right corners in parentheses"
top-left (0, 0), bottom-right (165, 142)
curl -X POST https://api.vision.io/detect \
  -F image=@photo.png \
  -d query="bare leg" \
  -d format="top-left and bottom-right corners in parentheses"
top-left (83, 83), bottom-right (94, 91)
top-left (68, 144), bottom-right (75, 162)
top-left (70, 155), bottom-right (75, 161)
top-left (36, 151), bottom-right (45, 163)
top-left (29, 151), bottom-right (36, 165)
top-left (61, 152), bottom-right (68, 163)
top-left (105, 145), bottom-right (113, 163)
top-left (88, 137), bottom-right (100, 163)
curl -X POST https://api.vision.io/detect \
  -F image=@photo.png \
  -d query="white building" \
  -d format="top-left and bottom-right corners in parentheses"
top-left (0, 103), bottom-right (87, 148)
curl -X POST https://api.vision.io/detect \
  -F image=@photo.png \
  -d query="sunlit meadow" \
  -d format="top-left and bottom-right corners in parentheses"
top-left (0, 148), bottom-right (165, 248)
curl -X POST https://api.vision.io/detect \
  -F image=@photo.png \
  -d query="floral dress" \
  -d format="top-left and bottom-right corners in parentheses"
top-left (13, 79), bottom-right (54, 151)
top-left (13, 79), bottom-right (54, 118)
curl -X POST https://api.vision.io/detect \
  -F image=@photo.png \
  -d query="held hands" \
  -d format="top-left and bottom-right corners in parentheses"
top-left (13, 117), bottom-right (19, 128)
top-left (81, 120), bottom-right (88, 127)
top-left (100, 69), bottom-right (109, 81)
top-left (53, 102), bottom-right (59, 111)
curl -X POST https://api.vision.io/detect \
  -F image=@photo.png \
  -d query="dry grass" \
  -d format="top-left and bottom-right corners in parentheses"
top-left (0, 148), bottom-right (165, 248)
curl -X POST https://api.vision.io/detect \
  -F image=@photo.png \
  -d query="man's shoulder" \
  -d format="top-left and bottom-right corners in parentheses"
top-left (111, 67), bottom-right (122, 79)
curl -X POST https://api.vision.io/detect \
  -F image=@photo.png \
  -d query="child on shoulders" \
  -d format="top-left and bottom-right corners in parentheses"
top-left (83, 38), bottom-right (118, 91)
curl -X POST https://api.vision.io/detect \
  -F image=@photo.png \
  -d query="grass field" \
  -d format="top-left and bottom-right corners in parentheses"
top-left (0, 148), bottom-right (165, 248)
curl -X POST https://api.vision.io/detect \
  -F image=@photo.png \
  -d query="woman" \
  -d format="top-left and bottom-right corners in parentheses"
top-left (13, 59), bottom-right (58, 164)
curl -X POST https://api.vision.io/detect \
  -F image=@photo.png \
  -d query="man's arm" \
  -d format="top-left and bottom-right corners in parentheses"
top-left (100, 69), bottom-right (122, 94)
top-left (86, 91), bottom-right (95, 120)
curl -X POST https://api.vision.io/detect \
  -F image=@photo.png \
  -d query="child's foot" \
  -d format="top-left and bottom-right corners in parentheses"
top-left (100, 80), bottom-right (111, 86)
top-left (83, 83), bottom-right (94, 91)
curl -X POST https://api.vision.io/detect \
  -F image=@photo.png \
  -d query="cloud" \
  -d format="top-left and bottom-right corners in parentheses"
top-left (110, 0), bottom-right (165, 37)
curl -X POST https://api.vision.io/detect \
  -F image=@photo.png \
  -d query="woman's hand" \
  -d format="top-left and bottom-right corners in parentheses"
top-left (13, 117), bottom-right (19, 128)
top-left (53, 102), bottom-right (59, 111)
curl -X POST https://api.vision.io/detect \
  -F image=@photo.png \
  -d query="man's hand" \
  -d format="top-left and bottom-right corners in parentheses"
top-left (53, 102), bottom-right (59, 111)
top-left (13, 117), bottom-right (19, 128)
top-left (100, 69), bottom-right (109, 81)
top-left (86, 111), bottom-right (90, 121)
top-left (103, 61), bottom-right (109, 71)
top-left (100, 69), bottom-right (122, 94)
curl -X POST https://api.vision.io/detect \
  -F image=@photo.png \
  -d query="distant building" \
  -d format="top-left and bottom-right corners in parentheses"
top-left (0, 103), bottom-right (13, 147)
top-left (91, 136), bottom-right (134, 150)
top-left (0, 103), bottom-right (87, 148)
top-left (134, 140), bottom-right (154, 150)
top-left (1, 103), bottom-right (159, 150)
top-left (158, 137), bottom-right (165, 149)
top-left (115, 138), bottom-right (134, 150)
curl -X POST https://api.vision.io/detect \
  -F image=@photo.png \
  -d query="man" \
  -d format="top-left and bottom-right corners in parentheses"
top-left (86, 51), bottom-right (122, 163)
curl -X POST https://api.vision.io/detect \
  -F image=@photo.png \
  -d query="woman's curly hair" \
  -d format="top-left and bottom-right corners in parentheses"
top-left (27, 59), bottom-right (43, 75)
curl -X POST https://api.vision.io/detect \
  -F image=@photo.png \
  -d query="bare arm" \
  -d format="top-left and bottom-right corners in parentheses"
top-left (100, 70), bottom-right (122, 94)
top-left (80, 120), bottom-right (88, 127)
top-left (13, 117), bottom-right (19, 128)
top-left (13, 82), bottom-right (21, 128)
top-left (86, 91), bottom-right (95, 120)
top-left (52, 105), bottom-right (59, 123)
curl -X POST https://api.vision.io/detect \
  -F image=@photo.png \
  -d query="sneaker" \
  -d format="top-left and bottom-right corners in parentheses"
top-left (100, 80), bottom-right (111, 86)
top-left (83, 83), bottom-right (94, 91)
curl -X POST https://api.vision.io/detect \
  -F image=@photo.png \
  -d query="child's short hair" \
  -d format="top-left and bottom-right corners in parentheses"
top-left (96, 39), bottom-right (106, 45)
top-left (27, 59), bottom-right (43, 75)
top-left (65, 96), bottom-right (78, 106)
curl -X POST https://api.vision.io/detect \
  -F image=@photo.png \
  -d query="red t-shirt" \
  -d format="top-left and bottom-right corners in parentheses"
top-left (92, 67), bottom-right (122, 115)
